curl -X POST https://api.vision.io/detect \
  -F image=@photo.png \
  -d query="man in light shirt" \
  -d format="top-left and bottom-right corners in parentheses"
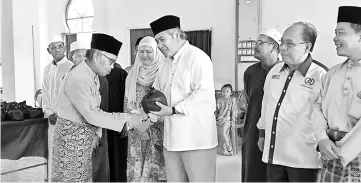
top-left (41, 35), bottom-right (73, 180)
top-left (257, 22), bottom-right (328, 182)
top-left (149, 15), bottom-right (218, 182)
top-left (52, 33), bottom-right (142, 182)
top-left (313, 6), bottom-right (361, 182)
top-left (69, 40), bottom-right (89, 66)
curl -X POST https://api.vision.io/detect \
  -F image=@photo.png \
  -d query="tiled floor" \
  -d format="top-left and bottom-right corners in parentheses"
top-left (1, 151), bottom-right (242, 182)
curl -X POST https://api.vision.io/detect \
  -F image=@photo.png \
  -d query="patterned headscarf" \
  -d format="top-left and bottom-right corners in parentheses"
top-left (125, 36), bottom-right (164, 110)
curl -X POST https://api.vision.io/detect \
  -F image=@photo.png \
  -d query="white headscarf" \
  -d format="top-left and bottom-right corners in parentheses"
top-left (125, 36), bottom-right (164, 110)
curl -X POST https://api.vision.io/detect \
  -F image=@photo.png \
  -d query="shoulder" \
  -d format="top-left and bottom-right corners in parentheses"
top-left (245, 62), bottom-right (261, 75)
top-left (327, 60), bottom-right (347, 76)
top-left (187, 44), bottom-right (211, 62)
top-left (311, 59), bottom-right (329, 72)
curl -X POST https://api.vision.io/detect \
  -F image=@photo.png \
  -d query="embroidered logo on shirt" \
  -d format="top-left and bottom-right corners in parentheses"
top-left (272, 75), bottom-right (280, 79)
top-left (304, 77), bottom-right (315, 86)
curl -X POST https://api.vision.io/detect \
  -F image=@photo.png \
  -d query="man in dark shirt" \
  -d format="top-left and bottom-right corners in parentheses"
top-left (242, 28), bottom-right (281, 182)
top-left (106, 62), bottom-right (129, 182)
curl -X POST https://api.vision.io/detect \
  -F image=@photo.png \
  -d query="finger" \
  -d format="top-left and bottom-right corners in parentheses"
top-left (150, 111), bottom-right (160, 115)
top-left (155, 101), bottom-right (165, 108)
top-left (330, 144), bottom-right (341, 158)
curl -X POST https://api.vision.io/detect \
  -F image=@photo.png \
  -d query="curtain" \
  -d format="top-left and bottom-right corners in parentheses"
top-left (185, 30), bottom-right (212, 59)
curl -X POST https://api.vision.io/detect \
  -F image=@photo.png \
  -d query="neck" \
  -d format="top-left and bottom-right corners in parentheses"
top-left (54, 55), bottom-right (65, 63)
top-left (348, 53), bottom-right (361, 62)
top-left (171, 40), bottom-right (187, 58)
top-left (85, 59), bottom-right (98, 75)
top-left (289, 53), bottom-right (308, 71)
top-left (262, 53), bottom-right (279, 67)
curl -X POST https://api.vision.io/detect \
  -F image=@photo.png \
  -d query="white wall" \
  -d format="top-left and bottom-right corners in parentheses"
top-left (262, 0), bottom-right (361, 68)
top-left (94, 0), bottom-right (237, 90)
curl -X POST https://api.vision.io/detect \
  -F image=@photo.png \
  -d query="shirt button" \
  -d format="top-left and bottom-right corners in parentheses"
top-left (274, 117), bottom-right (277, 120)
top-left (271, 145), bottom-right (274, 148)
top-left (272, 131), bottom-right (275, 134)
top-left (288, 77), bottom-right (291, 79)
top-left (283, 90), bottom-right (286, 93)
top-left (347, 77), bottom-right (351, 80)
top-left (277, 103), bottom-right (280, 106)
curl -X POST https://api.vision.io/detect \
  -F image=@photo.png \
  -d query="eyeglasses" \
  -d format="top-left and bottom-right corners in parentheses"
top-left (99, 52), bottom-right (116, 65)
top-left (255, 40), bottom-right (274, 46)
top-left (280, 39), bottom-right (308, 48)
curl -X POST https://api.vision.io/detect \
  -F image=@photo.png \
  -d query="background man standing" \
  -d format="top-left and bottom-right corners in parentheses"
top-left (42, 35), bottom-right (73, 181)
top-left (242, 28), bottom-right (281, 182)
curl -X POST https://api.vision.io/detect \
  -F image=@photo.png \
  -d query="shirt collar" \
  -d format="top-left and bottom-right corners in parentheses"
top-left (171, 41), bottom-right (189, 61)
top-left (52, 56), bottom-right (67, 66)
top-left (79, 61), bottom-right (97, 80)
top-left (279, 54), bottom-right (313, 77)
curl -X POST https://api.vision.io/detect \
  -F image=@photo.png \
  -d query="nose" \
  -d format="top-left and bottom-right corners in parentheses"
top-left (279, 42), bottom-right (287, 52)
top-left (333, 35), bottom-right (338, 43)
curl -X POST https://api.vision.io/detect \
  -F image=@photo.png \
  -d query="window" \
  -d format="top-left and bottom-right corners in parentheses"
top-left (65, 0), bottom-right (94, 33)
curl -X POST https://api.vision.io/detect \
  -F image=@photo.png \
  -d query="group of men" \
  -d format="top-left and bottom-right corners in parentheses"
top-left (242, 6), bottom-right (361, 182)
top-left (42, 14), bottom-right (217, 182)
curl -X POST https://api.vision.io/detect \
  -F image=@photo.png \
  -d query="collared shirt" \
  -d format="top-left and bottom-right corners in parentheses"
top-left (57, 61), bottom-right (126, 132)
top-left (153, 41), bottom-right (217, 151)
top-left (313, 59), bottom-right (361, 166)
top-left (42, 57), bottom-right (73, 117)
top-left (257, 54), bottom-right (328, 168)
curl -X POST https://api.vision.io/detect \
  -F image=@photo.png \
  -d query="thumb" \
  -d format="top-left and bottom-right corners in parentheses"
top-left (330, 142), bottom-right (341, 154)
top-left (155, 101), bottom-right (165, 107)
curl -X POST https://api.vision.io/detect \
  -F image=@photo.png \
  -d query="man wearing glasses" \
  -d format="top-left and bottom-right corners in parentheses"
top-left (257, 22), bottom-right (328, 182)
top-left (42, 35), bottom-right (74, 180)
top-left (52, 33), bottom-right (142, 182)
top-left (242, 28), bottom-right (281, 182)
top-left (314, 6), bottom-right (361, 182)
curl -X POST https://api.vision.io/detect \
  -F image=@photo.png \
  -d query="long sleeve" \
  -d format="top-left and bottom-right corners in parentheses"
top-left (64, 78), bottom-right (127, 132)
top-left (174, 55), bottom-right (215, 115)
top-left (41, 65), bottom-right (53, 117)
top-left (256, 71), bottom-right (270, 137)
top-left (338, 118), bottom-right (361, 166)
top-left (313, 72), bottom-right (330, 143)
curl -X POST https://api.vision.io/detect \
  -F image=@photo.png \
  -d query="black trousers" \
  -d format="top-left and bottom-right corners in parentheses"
top-left (267, 163), bottom-right (319, 182)
top-left (107, 130), bottom-right (128, 182)
top-left (242, 141), bottom-right (267, 182)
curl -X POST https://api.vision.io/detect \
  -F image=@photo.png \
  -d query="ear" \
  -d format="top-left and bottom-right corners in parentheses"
top-left (47, 48), bottom-right (51, 54)
top-left (305, 42), bottom-right (312, 53)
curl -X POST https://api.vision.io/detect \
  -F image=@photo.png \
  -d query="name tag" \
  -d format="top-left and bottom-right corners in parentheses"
top-left (272, 75), bottom-right (280, 79)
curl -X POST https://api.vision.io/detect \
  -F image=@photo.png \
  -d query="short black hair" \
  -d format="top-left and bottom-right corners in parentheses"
top-left (351, 23), bottom-right (361, 33)
top-left (221, 84), bottom-right (233, 92)
top-left (293, 21), bottom-right (318, 52)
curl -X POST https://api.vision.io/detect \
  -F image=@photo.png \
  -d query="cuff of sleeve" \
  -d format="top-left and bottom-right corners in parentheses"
top-left (259, 129), bottom-right (265, 137)
top-left (44, 110), bottom-right (53, 118)
top-left (174, 104), bottom-right (185, 115)
top-left (316, 131), bottom-right (330, 144)
top-left (348, 95), bottom-right (361, 119)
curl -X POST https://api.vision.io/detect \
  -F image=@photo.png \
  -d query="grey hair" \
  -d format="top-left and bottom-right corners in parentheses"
top-left (167, 28), bottom-right (187, 40)
top-left (292, 21), bottom-right (318, 52)
top-left (351, 23), bottom-right (361, 33)
top-left (85, 49), bottom-right (97, 61)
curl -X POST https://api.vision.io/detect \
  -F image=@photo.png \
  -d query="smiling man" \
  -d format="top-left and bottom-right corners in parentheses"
top-left (257, 22), bottom-right (328, 182)
top-left (149, 15), bottom-right (218, 182)
top-left (313, 6), bottom-right (361, 182)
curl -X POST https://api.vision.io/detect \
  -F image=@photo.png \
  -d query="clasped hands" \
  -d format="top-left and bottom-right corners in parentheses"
top-left (318, 139), bottom-right (342, 161)
top-left (126, 109), bottom-right (160, 133)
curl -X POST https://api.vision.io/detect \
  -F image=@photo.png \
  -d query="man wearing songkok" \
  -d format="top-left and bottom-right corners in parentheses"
top-left (42, 35), bottom-right (73, 181)
top-left (242, 28), bottom-right (281, 182)
top-left (314, 6), bottom-right (361, 182)
top-left (51, 33), bottom-right (142, 182)
top-left (149, 15), bottom-right (218, 182)
top-left (257, 22), bottom-right (328, 182)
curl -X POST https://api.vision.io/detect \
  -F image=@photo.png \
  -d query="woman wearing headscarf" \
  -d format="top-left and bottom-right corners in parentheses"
top-left (124, 36), bottom-right (166, 182)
